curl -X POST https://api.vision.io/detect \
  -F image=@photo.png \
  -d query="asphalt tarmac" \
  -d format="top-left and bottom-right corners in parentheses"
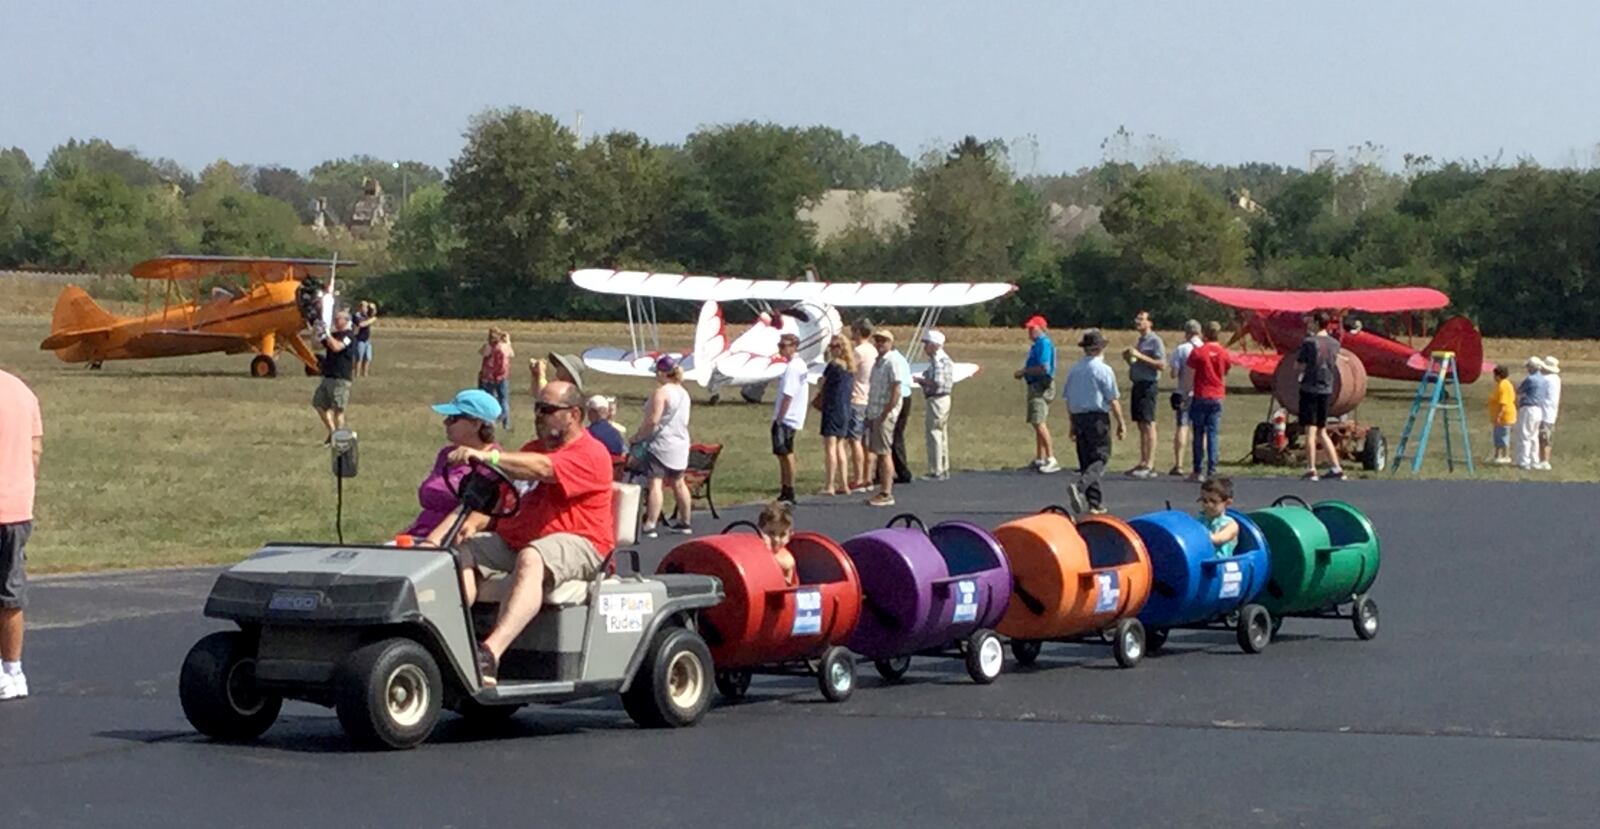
top-left (6, 471), bottom-right (1599, 828)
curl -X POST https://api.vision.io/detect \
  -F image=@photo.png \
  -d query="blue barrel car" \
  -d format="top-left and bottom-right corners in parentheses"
top-left (1128, 509), bottom-right (1274, 653)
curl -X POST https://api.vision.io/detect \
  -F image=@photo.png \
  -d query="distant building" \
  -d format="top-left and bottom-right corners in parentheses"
top-left (347, 178), bottom-right (393, 236)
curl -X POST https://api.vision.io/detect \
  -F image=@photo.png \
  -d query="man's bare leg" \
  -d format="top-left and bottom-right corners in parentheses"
top-left (1034, 422), bottom-right (1054, 462)
top-left (1173, 424), bottom-right (1190, 471)
top-left (0, 608), bottom-right (23, 663)
top-left (1139, 421), bottom-right (1157, 469)
top-left (483, 549), bottom-right (546, 660)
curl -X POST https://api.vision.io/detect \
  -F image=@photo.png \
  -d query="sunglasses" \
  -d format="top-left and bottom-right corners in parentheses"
top-left (535, 403), bottom-right (576, 415)
top-left (444, 414), bottom-right (466, 425)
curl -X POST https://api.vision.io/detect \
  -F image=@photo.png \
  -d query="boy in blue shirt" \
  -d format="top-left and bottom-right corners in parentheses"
top-left (1198, 477), bottom-right (1239, 557)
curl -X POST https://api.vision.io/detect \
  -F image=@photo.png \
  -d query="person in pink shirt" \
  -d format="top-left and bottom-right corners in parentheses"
top-left (0, 369), bottom-right (42, 701)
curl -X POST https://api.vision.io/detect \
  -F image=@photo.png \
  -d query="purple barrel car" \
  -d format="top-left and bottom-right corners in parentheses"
top-left (841, 515), bottom-right (1012, 684)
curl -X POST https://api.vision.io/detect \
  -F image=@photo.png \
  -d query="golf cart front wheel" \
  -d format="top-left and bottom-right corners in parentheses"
top-left (180, 631), bottom-right (282, 741)
top-left (334, 638), bottom-right (443, 750)
top-left (623, 626), bottom-right (713, 728)
top-left (965, 629), bottom-right (1003, 684)
top-left (818, 646), bottom-right (856, 702)
top-left (1352, 594), bottom-right (1380, 640)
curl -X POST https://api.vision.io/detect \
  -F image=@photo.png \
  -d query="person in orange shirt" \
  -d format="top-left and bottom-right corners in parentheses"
top-left (0, 369), bottom-right (42, 701)
top-left (1486, 364), bottom-right (1516, 465)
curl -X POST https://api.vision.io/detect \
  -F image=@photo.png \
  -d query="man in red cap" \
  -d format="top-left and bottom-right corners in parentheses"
top-left (1013, 315), bottom-right (1059, 473)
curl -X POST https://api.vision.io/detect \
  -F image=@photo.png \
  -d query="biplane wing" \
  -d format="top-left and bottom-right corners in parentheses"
top-left (1189, 284), bottom-right (1450, 314)
top-left (1229, 351), bottom-right (1282, 376)
top-left (571, 269), bottom-right (1015, 307)
top-left (131, 255), bottom-right (354, 284)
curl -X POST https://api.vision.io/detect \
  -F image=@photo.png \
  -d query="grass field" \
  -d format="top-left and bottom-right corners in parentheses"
top-left (4, 282), bottom-right (1596, 572)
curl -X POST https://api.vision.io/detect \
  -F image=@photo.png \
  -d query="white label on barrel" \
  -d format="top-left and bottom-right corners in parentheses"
top-left (1094, 572), bottom-right (1120, 614)
top-left (792, 588), bottom-right (823, 636)
top-left (1219, 561), bottom-right (1243, 599)
top-left (952, 579), bottom-right (979, 623)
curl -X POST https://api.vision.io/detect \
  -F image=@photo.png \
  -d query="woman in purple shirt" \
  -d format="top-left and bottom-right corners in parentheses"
top-left (401, 389), bottom-right (503, 539)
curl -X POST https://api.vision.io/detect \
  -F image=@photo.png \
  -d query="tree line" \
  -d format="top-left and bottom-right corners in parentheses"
top-left (3, 116), bottom-right (1597, 337)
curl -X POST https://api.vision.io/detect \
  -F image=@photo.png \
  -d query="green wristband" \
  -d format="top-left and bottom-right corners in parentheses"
top-left (487, 449), bottom-right (501, 466)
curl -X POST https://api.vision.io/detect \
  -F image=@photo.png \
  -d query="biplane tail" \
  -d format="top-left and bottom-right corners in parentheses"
top-left (39, 285), bottom-right (120, 351)
top-left (1421, 315), bottom-right (1487, 383)
top-left (687, 300), bottom-right (727, 382)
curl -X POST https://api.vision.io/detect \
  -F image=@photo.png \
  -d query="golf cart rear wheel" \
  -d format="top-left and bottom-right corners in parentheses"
top-left (249, 355), bottom-right (277, 378)
top-left (873, 656), bottom-right (912, 682)
top-left (180, 631), bottom-right (282, 741)
top-left (1112, 618), bottom-right (1145, 668)
top-left (334, 638), bottom-right (443, 750)
top-left (623, 626), bottom-right (713, 728)
top-left (1237, 604), bottom-right (1272, 654)
top-left (1352, 594), bottom-right (1380, 640)
top-left (714, 669), bottom-right (752, 700)
top-left (965, 629), bottom-right (1003, 684)
top-left (818, 646), bottom-right (856, 703)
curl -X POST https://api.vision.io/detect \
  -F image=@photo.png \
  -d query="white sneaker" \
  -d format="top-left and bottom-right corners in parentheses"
top-left (1535, 461), bottom-right (1552, 471)
top-left (1037, 458), bottom-right (1061, 474)
top-left (0, 672), bottom-right (27, 700)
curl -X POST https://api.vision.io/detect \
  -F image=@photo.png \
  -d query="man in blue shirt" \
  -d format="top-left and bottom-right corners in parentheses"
top-left (1014, 315), bottom-right (1059, 473)
top-left (1063, 329), bottom-right (1127, 514)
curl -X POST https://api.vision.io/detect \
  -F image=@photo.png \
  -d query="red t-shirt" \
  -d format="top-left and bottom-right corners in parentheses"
top-left (1187, 342), bottom-right (1232, 400)
top-left (495, 431), bottom-right (615, 556)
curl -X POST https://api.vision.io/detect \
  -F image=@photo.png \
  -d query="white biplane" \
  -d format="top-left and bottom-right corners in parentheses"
top-left (572, 268), bottom-right (1016, 403)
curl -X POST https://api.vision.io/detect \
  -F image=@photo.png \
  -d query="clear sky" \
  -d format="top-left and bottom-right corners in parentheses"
top-left (5, 0), bottom-right (1597, 175)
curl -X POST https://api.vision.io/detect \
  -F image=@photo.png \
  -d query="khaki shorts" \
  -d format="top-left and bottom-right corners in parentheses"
top-left (1025, 379), bottom-right (1053, 424)
top-left (313, 378), bottom-right (351, 411)
top-left (866, 404), bottom-right (900, 454)
top-left (459, 532), bottom-right (602, 586)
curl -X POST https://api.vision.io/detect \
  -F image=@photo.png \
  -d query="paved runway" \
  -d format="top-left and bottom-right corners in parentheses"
top-left (6, 472), bottom-right (1599, 827)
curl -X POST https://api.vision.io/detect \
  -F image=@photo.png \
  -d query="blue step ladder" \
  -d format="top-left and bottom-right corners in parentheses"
top-left (1391, 351), bottom-right (1474, 474)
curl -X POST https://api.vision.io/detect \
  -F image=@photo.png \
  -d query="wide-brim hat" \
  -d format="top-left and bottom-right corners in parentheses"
top-left (1543, 355), bottom-right (1561, 374)
top-left (1526, 356), bottom-right (1548, 372)
top-left (547, 352), bottom-right (585, 392)
top-left (871, 328), bottom-right (895, 343)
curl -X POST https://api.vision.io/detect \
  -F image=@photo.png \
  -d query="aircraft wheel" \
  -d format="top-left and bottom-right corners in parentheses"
top-left (250, 355), bottom-right (278, 378)
top-left (1360, 428), bottom-right (1386, 472)
top-left (304, 364), bottom-right (319, 377)
top-left (89, 361), bottom-right (104, 370)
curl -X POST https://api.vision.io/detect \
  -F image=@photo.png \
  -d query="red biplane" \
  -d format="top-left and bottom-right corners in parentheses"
top-left (1188, 284), bottom-right (1489, 386)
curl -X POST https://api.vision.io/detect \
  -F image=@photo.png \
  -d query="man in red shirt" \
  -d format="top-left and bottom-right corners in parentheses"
top-left (1185, 321), bottom-right (1232, 481)
top-left (425, 380), bottom-right (615, 685)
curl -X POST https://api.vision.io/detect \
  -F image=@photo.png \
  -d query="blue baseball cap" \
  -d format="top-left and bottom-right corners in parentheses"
top-left (432, 389), bottom-right (503, 422)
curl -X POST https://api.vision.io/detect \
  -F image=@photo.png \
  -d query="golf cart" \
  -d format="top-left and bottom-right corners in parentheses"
top-left (179, 443), bottom-right (725, 750)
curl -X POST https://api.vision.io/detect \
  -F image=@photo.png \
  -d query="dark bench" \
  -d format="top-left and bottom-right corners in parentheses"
top-left (684, 443), bottom-right (723, 519)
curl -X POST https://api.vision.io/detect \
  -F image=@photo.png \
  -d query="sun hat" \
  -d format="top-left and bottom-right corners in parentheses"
top-left (432, 388), bottom-right (503, 423)
top-left (546, 352), bottom-right (585, 392)
top-left (1543, 355), bottom-right (1561, 374)
top-left (1078, 328), bottom-right (1107, 349)
top-left (921, 329), bottom-right (946, 346)
top-left (1023, 314), bottom-right (1048, 330)
top-left (1526, 356), bottom-right (1547, 372)
top-left (871, 328), bottom-right (895, 343)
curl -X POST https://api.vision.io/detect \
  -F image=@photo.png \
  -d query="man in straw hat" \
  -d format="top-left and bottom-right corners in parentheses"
top-left (1539, 355), bottom-right (1562, 471)
top-left (865, 328), bottom-right (909, 506)
top-left (1513, 357), bottom-right (1550, 470)
top-left (1062, 328), bottom-right (1126, 514)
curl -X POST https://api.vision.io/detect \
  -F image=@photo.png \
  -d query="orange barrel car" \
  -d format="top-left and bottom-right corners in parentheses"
top-left (992, 506), bottom-right (1153, 668)
top-left (657, 522), bottom-right (863, 702)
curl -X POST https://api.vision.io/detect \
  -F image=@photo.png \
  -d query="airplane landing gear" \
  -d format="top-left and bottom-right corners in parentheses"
top-left (89, 361), bottom-right (103, 370)
top-left (250, 355), bottom-right (278, 378)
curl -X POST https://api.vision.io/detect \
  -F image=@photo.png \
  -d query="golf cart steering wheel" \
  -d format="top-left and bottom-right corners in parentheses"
top-left (448, 456), bottom-right (523, 519)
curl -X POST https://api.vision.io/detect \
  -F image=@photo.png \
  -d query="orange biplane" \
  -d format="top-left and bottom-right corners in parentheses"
top-left (39, 255), bottom-right (350, 378)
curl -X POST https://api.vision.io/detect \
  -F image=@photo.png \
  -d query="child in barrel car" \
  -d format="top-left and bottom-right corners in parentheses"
top-left (758, 501), bottom-right (797, 586)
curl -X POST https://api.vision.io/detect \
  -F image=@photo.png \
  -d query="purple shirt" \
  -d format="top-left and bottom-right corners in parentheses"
top-left (402, 445), bottom-right (495, 537)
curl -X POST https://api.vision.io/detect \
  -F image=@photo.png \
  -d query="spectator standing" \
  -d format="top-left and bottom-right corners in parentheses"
top-left (1540, 356), bottom-right (1561, 471)
top-left (1296, 312), bottom-right (1345, 481)
top-left (352, 301), bottom-right (378, 377)
top-left (1122, 310), bottom-right (1165, 478)
top-left (0, 368), bottom-right (41, 700)
top-left (865, 329), bottom-right (906, 507)
top-left (634, 355), bottom-right (693, 537)
top-left (1062, 329), bottom-right (1126, 515)
top-left (478, 328), bottom-right (514, 431)
top-left (1186, 321), bottom-right (1232, 481)
top-left (848, 320), bottom-right (878, 492)
top-left (311, 308), bottom-right (356, 446)
top-left (1486, 365), bottom-right (1516, 465)
top-left (813, 336), bottom-right (857, 495)
top-left (771, 333), bottom-right (809, 504)
top-left (1015, 315), bottom-right (1059, 473)
top-left (914, 329), bottom-right (955, 480)
top-left (586, 395), bottom-right (626, 456)
top-left (1167, 320), bottom-right (1203, 475)
top-left (886, 340), bottom-right (915, 485)
top-left (1514, 357), bottom-right (1550, 470)
top-left (531, 352), bottom-right (585, 401)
